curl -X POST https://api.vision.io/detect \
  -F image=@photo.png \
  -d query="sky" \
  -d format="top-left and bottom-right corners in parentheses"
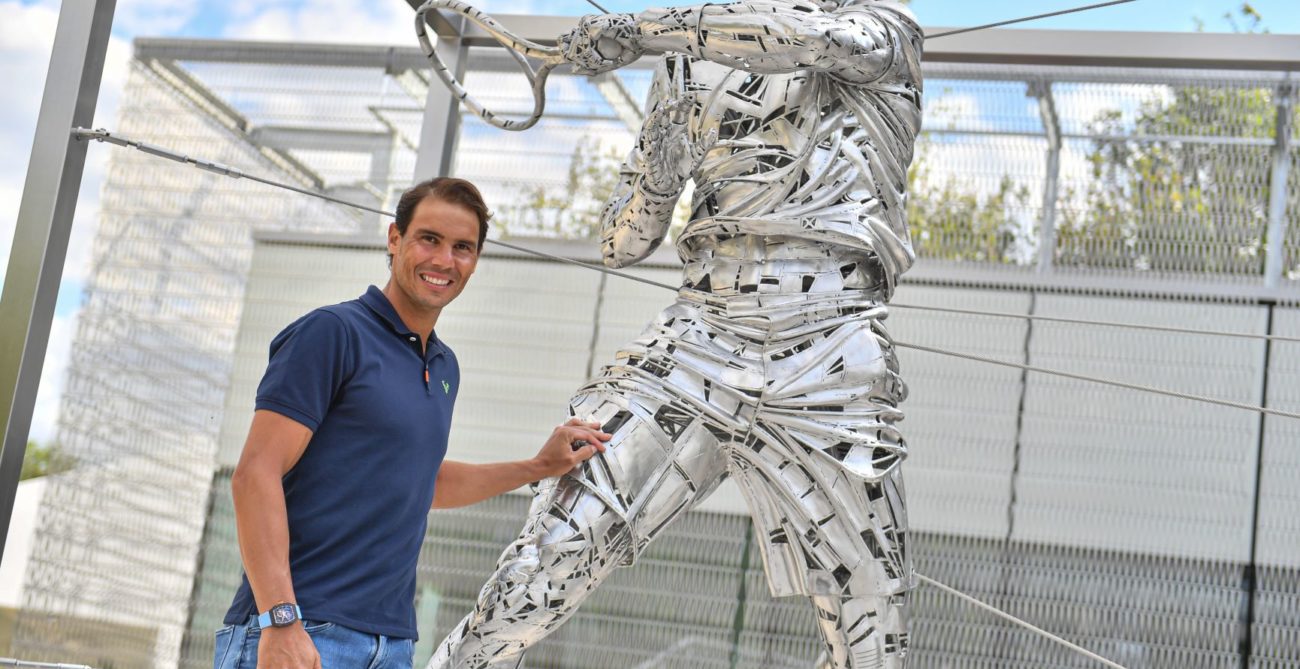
top-left (1, 0), bottom-right (1297, 446)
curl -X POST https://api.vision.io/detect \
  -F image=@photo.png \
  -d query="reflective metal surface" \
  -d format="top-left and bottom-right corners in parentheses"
top-left (430, 2), bottom-right (923, 667)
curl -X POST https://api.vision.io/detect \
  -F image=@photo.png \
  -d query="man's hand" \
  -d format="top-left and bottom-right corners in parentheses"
top-left (257, 625), bottom-right (320, 669)
top-left (531, 418), bottom-right (612, 477)
top-left (561, 13), bottom-right (644, 75)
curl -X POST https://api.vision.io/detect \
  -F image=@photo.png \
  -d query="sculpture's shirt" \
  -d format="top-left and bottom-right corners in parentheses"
top-left (605, 2), bottom-right (924, 295)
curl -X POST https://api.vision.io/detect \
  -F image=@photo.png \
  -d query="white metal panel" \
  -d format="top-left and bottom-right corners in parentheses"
top-left (1257, 307), bottom-right (1300, 569)
top-left (888, 285), bottom-right (1031, 540)
top-left (434, 257), bottom-right (602, 465)
top-left (1015, 295), bottom-right (1267, 561)
top-left (217, 242), bottom-right (389, 467)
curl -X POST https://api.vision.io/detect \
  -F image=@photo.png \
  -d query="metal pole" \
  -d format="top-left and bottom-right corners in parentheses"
top-left (1031, 80), bottom-right (1062, 273)
top-left (414, 15), bottom-right (467, 179)
top-left (1263, 82), bottom-right (1294, 288)
top-left (0, 0), bottom-right (116, 561)
top-left (1238, 303), bottom-right (1274, 669)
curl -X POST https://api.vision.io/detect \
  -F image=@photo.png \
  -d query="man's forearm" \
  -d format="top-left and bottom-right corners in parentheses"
top-left (433, 421), bottom-right (610, 509)
top-left (432, 459), bottom-right (547, 509)
top-left (231, 466), bottom-right (297, 612)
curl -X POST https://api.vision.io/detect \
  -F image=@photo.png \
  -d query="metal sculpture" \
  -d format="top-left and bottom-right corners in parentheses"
top-left (420, 1), bottom-right (924, 666)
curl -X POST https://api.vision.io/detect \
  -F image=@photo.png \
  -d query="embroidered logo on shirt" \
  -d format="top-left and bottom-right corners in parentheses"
top-left (442, 379), bottom-right (451, 394)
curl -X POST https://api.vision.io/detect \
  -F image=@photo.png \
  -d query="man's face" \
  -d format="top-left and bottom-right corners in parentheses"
top-left (386, 196), bottom-right (481, 320)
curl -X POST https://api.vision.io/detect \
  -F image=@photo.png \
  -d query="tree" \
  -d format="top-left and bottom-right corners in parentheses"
top-left (906, 137), bottom-right (1030, 264)
top-left (503, 135), bottom-right (693, 242)
top-left (1054, 4), bottom-right (1290, 275)
top-left (1053, 87), bottom-right (1281, 274)
top-left (21, 440), bottom-right (75, 480)
top-left (503, 136), bottom-right (625, 240)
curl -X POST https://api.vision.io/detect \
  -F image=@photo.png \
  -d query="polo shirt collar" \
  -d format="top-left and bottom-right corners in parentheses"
top-left (359, 285), bottom-right (448, 358)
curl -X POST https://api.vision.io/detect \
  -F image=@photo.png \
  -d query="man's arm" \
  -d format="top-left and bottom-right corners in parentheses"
top-left (432, 419), bottom-right (611, 509)
top-left (230, 409), bottom-right (319, 669)
top-left (564, 1), bottom-right (921, 84)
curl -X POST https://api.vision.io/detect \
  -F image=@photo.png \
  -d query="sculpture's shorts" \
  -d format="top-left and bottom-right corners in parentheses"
top-left (566, 266), bottom-right (911, 599)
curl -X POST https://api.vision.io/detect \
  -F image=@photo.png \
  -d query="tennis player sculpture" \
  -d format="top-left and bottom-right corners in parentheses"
top-left (420, 1), bottom-right (923, 667)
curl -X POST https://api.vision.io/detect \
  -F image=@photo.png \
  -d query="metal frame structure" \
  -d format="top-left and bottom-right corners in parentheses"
top-left (0, 0), bottom-right (116, 564)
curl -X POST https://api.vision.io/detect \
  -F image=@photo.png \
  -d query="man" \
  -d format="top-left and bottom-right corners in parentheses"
top-left (215, 177), bottom-right (611, 669)
top-left (430, 2), bottom-right (922, 668)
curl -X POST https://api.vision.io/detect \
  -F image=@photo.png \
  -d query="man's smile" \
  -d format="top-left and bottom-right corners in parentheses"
top-left (420, 273), bottom-right (453, 288)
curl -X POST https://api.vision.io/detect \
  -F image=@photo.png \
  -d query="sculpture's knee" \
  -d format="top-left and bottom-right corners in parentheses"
top-left (492, 543), bottom-right (554, 613)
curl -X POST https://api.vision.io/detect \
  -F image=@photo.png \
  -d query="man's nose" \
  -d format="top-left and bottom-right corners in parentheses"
top-left (430, 242), bottom-right (455, 266)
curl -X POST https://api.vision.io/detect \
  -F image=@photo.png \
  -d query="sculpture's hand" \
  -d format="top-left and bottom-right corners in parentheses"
top-left (640, 95), bottom-right (716, 197)
top-left (560, 13), bottom-right (644, 75)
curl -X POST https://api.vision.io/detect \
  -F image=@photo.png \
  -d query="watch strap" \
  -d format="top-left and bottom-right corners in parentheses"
top-left (256, 603), bottom-right (302, 629)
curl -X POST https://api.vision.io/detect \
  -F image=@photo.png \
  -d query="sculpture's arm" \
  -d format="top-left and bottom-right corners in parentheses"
top-left (598, 153), bottom-right (677, 269)
top-left (563, 1), bottom-right (921, 85)
top-left (599, 58), bottom-right (715, 268)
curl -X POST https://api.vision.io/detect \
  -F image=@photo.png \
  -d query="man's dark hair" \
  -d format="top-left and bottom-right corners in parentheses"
top-left (392, 177), bottom-right (492, 253)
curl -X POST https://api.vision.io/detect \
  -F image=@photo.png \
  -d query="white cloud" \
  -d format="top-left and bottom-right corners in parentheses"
top-left (0, 0), bottom-right (60, 282)
top-left (114, 0), bottom-right (199, 35)
top-left (923, 91), bottom-right (993, 133)
top-left (223, 0), bottom-right (414, 44)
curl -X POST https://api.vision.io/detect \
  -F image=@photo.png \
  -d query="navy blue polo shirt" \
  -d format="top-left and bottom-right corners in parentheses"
top-left (224, 285), bottom-right (459, 639)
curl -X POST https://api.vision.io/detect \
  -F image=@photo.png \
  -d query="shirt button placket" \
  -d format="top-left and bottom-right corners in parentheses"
top-left (407, 336), bottom-right (430, 394)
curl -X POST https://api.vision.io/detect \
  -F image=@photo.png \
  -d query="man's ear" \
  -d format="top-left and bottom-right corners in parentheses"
top-left (387, 223), bottom-right (401, 252)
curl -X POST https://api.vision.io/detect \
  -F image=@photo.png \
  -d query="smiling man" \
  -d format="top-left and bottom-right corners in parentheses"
top-left (214, 177), bottom-right (611, 669)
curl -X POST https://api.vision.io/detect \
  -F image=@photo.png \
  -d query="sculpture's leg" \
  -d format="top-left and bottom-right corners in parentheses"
top-left (428, 376), bottom-right (734, 669)
top-left (729, 426), bottom-right (912, 669)
top-left (426, 476), bottom-right (630, 669)
top-left (803, 469), bottom-right (910, 669)
top-left (809, 590), bottom-right (909, 669)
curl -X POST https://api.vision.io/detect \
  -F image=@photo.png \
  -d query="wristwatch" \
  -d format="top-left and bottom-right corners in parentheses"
top-left (256, 602), bottom-right (302, 629)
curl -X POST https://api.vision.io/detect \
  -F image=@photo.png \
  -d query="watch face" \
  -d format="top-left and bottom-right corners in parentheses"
top-left (271, 604), bottom-right (297, 626)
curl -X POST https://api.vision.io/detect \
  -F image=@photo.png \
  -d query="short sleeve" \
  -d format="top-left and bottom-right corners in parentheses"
top-left (446, 349), bottom-right (461, 405)
top-left (255, 310), bottom-right (354, 432)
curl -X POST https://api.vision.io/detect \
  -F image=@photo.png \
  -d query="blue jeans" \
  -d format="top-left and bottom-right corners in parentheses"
top-left (214, 616), bottom-right (414, 669)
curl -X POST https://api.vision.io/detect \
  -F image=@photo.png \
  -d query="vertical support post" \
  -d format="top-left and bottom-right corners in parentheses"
top-left (414, 15), bottom-right (467, 180)
top-left (0, 0), bottom-right (116, 562)
top-left (1239, 302), bottom-right (1275, 669)
top-left (1030, 80), bottom-right (1062, 273)
top-left (1263, 82), bottom-right (1294, 289)
top-left (996, 289), bottom-right (1036, 667)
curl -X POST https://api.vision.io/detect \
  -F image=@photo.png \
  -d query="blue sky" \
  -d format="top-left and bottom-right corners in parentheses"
top-left (1, 0), bottom-right (1296, 445)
